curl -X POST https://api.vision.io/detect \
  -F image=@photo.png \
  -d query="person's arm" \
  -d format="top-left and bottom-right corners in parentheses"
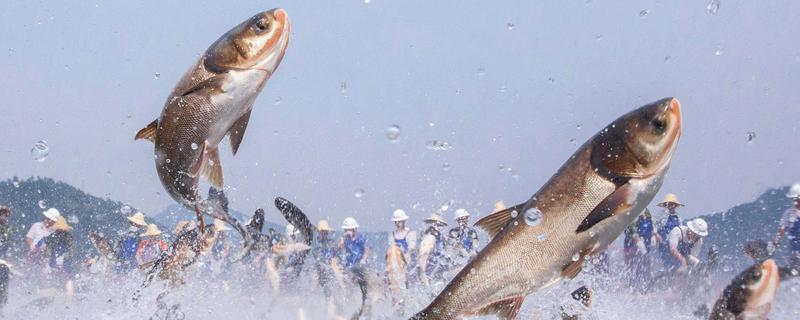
top-left (470, 231), bottom-right (479, 256)
top-left (26, 226), bottom-right (36, 251)
top-left (408, 231), bottom-right (417, 251)
top-left (688, 239), bottom-right (703, 264)
top-left (668, 228), bottom-right (687, 267)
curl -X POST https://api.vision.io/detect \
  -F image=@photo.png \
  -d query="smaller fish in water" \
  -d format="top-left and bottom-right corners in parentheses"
top-left (710, 259), bottom-right (780, 320)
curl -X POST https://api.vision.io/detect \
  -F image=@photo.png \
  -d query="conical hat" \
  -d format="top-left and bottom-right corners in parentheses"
top-left (52, 216), bottom-right (72, 231)
top-left (127, 212), bottom-right (147, 226)
top-left (657, 193), bottom-right (684, 207)
top-left (424, 213), bottom-right (447, 226)
top-left (493, 201), bottom-right (506, 213)
top-left (142, 224), bottom-right (162, 236)
top-left (316, 220), bottom-right (331, 231)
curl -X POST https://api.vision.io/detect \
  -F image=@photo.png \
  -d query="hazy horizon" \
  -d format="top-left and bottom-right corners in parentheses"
top-left (2, 1), bottom-right (799, 231)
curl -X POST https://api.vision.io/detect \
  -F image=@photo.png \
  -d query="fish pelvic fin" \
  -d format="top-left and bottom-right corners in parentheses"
top-left (474, 203), bottom-right (525, 238)
top-left (471, 296), bottom-right (525, 320)
top-left (229, 108), bottom-right (252, 156)
top-left (561, 248), bottom-right (592, 279)
top-left (575, 182), bottom-right (633, 233)
top-left (134, 119), bottom-right (158, 143)
top-left (195, 142), bottom-right (224, 188)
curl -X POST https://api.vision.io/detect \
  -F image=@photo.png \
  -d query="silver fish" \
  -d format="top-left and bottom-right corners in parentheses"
top-left (412, 98), bottom-right (682, 319)
top-left (710, 259), bottom-right (780, 320)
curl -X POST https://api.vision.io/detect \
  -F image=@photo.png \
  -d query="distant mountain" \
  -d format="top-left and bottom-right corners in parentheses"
top-left (698, 186), bottom-right (793, 270)
top-left (0, 177), bottom-right (132, 260)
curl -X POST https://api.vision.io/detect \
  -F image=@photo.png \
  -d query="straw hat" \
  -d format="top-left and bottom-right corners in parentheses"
top-left (127, 212), bottom-right (147, 227)
top-left (51, 216), bottom-right (72, 231)
top-left (687, 218), bottom-right (709, 237)
top-left (316, 220), bottom-right (331, 232)
top-left (493, 201), bottom-right (506, 213)
top-left (43, 208), bottom-right (61, 221)
top-left (213, 219), bottom-right (230, 232)
top-left (424, 213), bottom-right (448, 226)
top-left (142, 224), bottom-right (162, 237)
top-left (174, 220), bottom-right (195, 234)
top-left (392, 209), bottom-right (409, 222)
top-left (657, 193), bottom-right (684, 207)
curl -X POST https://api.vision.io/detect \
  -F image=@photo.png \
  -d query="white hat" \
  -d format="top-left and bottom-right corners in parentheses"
top-left (317, 220), bottom-right (331, 231)
top-left (42, 208), bottom-right (61, 221)
top-left (454, 208), bottom-right (470, 220)
top-left (687, 218), bottom-right (709, 237)
top-left (127, 212), bottom-right (147, 227)
top-left (424, 213), bottom-right (448, 226)
top-left (787, 183), bottom-right (800, 199)
top-left (341, 217), bottom-right (359, 230)
top-left (286, 224), bottom-right (299, 236)
top-left (392, 209), bottom-right (409, 222)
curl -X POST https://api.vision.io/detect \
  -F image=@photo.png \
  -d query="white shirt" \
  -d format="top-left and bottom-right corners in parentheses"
top-left (26, 222), bottom-right (53, 248)
top-left (389, 228), bottom-right (417, 251)
top-left (667, 225), bottom-right (703, 258)
top-left (779, 207), bottom-right (800, 229)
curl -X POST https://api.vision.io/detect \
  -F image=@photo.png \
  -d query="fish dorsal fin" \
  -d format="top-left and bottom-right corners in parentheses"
top-left (575, 182), bottom-right (633, 233)
top-left (194, 142), bottom-right (224, 188)
top-left (472, 296), bottom-right (524, 320)
top-left (474, 203), bottom-right (525, 238)
top-left (229, 108), bottom-right (252, 156)
top-left (134, 119), bottom-right (158, 143)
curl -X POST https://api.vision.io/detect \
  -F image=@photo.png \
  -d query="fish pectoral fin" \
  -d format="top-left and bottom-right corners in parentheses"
top-left (134, 119), bottom-right (158, 143)
top-left (575, 182), bottom-right (634, 233)
top-left (471, 296), bottom-right (525, 320)
top-left (474, 203), bottom-right (526, 238)
top-left (561, 250), bottom-right (588, 279)
top-left (179, 74), bottom-right (229, 97)
top-left (228, 108), bottom-right (252, 156)
top-left (194, 142), bottom-right (224, 188)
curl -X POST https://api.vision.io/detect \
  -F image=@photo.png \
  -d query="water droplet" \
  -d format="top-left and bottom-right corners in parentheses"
top-left (476, 68), bottom-right (486, 76)
top-left (506, 22), bottom-right (515, 30)
top-left (428, 122), bottom-right (436, 127)
top-left (354, 189), bottom-right (365, 198)
top-left (792, 268), bottom-right (799, 276)
top-left (364, 0), bottom-right (370, 3)
top-left (153, 72), bottom-right (160, 79)
top-left (190, 143), bottom-right (198, 150)
top-left (745, 131), bottom-right (756, 143)
top-left (498, 85), bottom-right (507, 93)
top-left (426, 140), bottom-right (453, 151)
top-left (165, 158), bottom-right (171, 164)
top-left (547, 77), bottom-right (555, 83)
top-left (569, 138), bottom-right (577, 144)
top-left (8, 48), bottom-right (14, 55)
top-left (273, 96), bottom-right (283, 105)
top-left (714, 47), bottom-right (723, 56)
top-left (513, 221), bottom-right (519, 226)
top-left (442, 162), bottom-right (451, 172)
top-left (120, 205), bottom-right (132, 215)
top-left (594, 34), bottom-right (603, 41)
top-left (707, 0), bottom-right (720, 15)
top-left (588, 230), bottom-right (596, 238)
top-left (38, 200), bottom-right (47, 209)
top-left (639, 9), bottom-right (649, 17)
top-left (524, 208), bottom-right (543, 226)
top-left (12, 181), bottom-right (19, 188)
top-left (572, 253), bottom-right (580, 262)
top-left (340, 81), bottom-right (347, 93)
top-left (68, 215), bottom-right (79, 224)
top-left (510, 210), bottom-right (519, 218)
top-left (386, 125), bottom-right (402, 141)
top-left (537, 233), bottom-right (547, 241)
top-left (440, 200), bottom-right (453, 212)
top-left (31, 140), bottom-right (49, 162)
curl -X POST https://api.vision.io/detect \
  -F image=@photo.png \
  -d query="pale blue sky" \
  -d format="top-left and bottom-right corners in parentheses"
top-left (1, 1), bottom-right (798, 230)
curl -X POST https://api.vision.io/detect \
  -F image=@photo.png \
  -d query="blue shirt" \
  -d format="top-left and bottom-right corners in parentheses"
top-left (343, 233), bottom-right (367, 268)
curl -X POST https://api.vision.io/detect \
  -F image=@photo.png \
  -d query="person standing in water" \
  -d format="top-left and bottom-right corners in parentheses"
top-left (43, 216), bottom-right (76, 302)
top-left (115, 212), bottom-right (147, 273)
top-left (26, 208), bottom-right (60, 265)
top-left (136, 224), bottom-right (168, 269)
top-left (418, 213), bottom-right (448, 286)
top-left (447, 208), bottom-right (479, 262)
top-left (339, 217), bottom-right (368, 269)
top-left (666, 218), bottom-right (709, 273)
top-left (773, 183), bottom-right (800, 268)
top-left (655, 194), bottom-right (684, 270)
top-left (0, 206), bottom-right (11, 259)
top-left (389, 209), bottom-right (417, 265)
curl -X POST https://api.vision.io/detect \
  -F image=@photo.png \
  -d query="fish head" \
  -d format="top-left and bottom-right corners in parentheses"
top-left (205, 8), bottom-right (290, 73)
top-left (740, 259), bottom-right (780, 317)
top-left (592, 97), bottom-right (682, 179)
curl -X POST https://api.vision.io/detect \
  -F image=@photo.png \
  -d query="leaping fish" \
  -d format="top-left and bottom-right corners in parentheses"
top-left (412, 98), bottom-right (682, 320)
top-left (710, 259), bottom-right (780, 320)
top-left (135, 9), bottom-right (290, 232)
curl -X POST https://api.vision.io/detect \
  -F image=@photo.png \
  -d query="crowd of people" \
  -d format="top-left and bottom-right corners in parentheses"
top-left (0, 184), bottom-right (798, 314)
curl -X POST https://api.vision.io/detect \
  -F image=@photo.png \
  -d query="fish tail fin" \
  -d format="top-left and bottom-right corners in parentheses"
top-left (194, 142), bottom-right (224, 188)
top-left (135, 119), bottom-right (158, 142)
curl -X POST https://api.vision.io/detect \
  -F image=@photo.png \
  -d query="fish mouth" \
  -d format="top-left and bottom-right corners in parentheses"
top-left (251, 8), bottom-right (290, 74)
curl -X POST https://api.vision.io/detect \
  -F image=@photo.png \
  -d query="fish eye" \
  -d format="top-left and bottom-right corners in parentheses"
top-left (650, 118), bottom-right (667, 134)
top-left (254, 18), bottom-right (270, 32)
top-left (750, 269), bottom-right (762, 281)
